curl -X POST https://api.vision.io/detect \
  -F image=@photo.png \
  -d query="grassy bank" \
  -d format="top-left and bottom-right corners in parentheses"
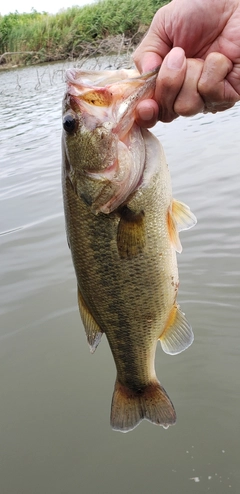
top-left (0, 0), bottom-right (169, 68)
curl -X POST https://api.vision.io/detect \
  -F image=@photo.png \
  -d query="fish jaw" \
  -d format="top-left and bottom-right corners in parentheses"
top-left (62, 68), bottom-right (158, 214)
top-left (66, 67), bottom-right (157, 139)
top-left (88, 124), bottom-right (146, 214)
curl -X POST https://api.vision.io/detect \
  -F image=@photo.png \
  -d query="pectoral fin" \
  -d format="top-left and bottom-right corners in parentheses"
top-left (159, 304), bottom-right (194, 355)
top-left (77, 287), bottom-right (103, 353)
top-left (172, 199), bottom-right (197, 232)
top-left (167, 205), bottom-right (182, 253)
top-left (117, 206), bottom-right (146, 259)
top-left (167, 199), bottom-right (197, 253)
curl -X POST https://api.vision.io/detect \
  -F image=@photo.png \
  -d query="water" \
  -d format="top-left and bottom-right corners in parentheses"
top-left (0, 61), bottom-right (239, 494)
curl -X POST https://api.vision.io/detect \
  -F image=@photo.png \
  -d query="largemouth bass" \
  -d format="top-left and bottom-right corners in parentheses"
top-left (62, 67), bottom-right (196, 432)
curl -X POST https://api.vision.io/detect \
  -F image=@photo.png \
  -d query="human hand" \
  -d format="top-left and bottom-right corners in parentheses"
top-left (133, 0), bottom-right (240, 125)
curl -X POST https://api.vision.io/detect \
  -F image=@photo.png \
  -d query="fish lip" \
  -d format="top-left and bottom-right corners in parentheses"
top-left (64, 67), bottom-right (159, 103)
top-left (65, 66), bottom-right (159, 84)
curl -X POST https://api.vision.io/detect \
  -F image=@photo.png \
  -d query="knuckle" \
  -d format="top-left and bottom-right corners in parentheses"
top-left (174, 93), bottom-right (204, 117)
top-left (197, 79), bottom-right (213, 98)
top-left (158, 107), bottom-right (178, 123)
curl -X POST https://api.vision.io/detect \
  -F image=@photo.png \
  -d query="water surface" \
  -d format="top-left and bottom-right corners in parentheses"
top-left (0, 61), bottom-right (239, 494)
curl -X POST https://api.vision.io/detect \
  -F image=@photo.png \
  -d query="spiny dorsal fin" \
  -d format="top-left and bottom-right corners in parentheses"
top-left (159, 304), bottom-right (194, 355)
top-left (77, 287), bottom-right (103, 353)
top-left (167, 199), bottom-right (197, 253)
top-left (117, 206), bottom-right (146, 259)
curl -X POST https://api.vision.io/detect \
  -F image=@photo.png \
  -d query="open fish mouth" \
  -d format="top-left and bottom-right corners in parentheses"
top-left (64, 67), bottom-right (159, 214)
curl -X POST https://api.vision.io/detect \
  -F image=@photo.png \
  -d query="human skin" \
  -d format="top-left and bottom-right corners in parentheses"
top-left (133, 0), bottom-right (240, 124)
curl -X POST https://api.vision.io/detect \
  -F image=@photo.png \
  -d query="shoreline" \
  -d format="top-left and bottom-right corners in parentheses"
top-left (0, 32), bottom-right (145, 73)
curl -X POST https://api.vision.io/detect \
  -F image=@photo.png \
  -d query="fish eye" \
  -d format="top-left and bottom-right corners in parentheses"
top-left (63, 114), bottom-right (77, 133)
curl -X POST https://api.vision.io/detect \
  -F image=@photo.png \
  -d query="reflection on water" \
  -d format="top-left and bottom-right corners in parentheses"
top-left (0, 61), bottom-right (240, 494)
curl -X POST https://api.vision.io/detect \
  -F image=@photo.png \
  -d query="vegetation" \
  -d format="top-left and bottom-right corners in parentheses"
top-left (0, 0), bottom-right (169, 67)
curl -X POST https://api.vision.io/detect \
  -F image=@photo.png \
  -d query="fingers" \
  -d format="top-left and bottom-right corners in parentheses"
top-left (157, 55), bottom-right (205, 122)
top-left (135, 50), bottom-right (240, 127)
top-left (174, 59), bottom-right (205, 116)
top-left (135, 47), bottom-right (187, 126)
top-left (198, 52), bottom-right (240, 112)
top-left (155, 47), bottom-right (187, 122)
top-left (135, 49), bottom-right (205, 125)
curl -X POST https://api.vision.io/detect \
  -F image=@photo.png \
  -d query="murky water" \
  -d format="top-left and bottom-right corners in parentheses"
top-left (0, 60), bottom-right (240, 494)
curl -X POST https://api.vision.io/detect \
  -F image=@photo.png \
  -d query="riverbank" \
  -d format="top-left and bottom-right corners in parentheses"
top-left (0, 0), bottom-right (169, 71)
top-left (0, 32), bottom-right (145, 72)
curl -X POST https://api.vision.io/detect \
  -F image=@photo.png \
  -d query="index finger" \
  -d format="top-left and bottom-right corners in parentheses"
top-left (133, 46), bottom-right (163, 74)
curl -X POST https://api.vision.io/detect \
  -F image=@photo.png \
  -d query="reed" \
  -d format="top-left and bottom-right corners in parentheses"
top-left (0, 0), bottom-right (169, 67)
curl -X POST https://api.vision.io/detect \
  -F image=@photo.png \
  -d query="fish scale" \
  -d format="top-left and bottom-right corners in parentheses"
top-left (62, 68), bottom-right (196, 432)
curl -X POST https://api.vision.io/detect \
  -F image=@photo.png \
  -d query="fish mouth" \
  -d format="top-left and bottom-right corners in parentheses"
top-left (65, 68), bottom-right (159, 214)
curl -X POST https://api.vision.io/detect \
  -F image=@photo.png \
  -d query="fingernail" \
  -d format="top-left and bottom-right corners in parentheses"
top-left (138, 106), bottom-right (154, 121)
top-left (166, 48), bottom-right (185, 70)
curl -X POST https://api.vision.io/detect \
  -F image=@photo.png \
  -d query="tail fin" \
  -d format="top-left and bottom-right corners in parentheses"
top-left (110, 379), bottom-right (176, 433)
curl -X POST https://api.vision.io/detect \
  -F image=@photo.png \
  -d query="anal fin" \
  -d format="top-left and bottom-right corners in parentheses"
top-left (77, 287), bottom-right (103, 353)
top-left (159, 304), bottom-right (194, 355)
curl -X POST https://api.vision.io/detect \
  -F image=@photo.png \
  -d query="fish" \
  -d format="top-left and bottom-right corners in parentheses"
top-left (62, 67), bottom-right (197, 433)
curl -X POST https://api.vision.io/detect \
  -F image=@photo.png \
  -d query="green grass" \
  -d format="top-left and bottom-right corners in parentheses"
top-left (0, 0), bottom-right (169, 66)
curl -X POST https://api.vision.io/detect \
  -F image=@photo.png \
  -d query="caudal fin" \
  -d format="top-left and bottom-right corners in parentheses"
top-left (110, 379), bottom-right (176, 433)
